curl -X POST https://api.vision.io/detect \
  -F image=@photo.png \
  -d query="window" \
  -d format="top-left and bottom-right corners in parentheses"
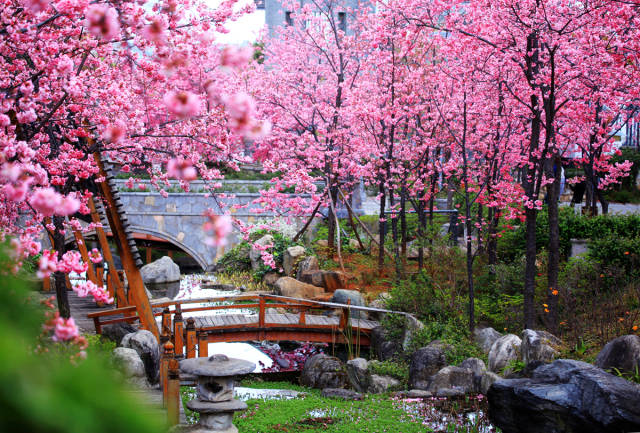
top-left (285, 11), bottom-right (293, 26)
top-left (338, 12), bottom-right (346, 32)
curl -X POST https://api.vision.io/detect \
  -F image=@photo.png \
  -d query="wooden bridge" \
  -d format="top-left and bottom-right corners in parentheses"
top-left (87, 293), bottom-right (396, 356)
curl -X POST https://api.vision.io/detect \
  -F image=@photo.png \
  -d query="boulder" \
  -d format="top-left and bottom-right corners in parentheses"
top-left (488, 359), bottom-right (640, 433)
top-left (460, 357), bottom-right (487, 392)
top-left (274, 277), bottom-right (324, 299)
top-left (348, 238), bottom-right (362, 250)
top-left (299, 269), bottom-right (347, 292)
top-left (262, 272), bottom-right (280, 288)
top-left (316, 239), bottom-right (329, 248)
top-left (113, 347), bottom-right (149, 387)
top-left (121, 330), bottom-right (160, 384)
top-left (474, 327), bottom-right (502, 354)
top-left (102, 322), bottom-right (138, 346)
top-left (488, 334), bottom-right (521, 373)
top-left (480, 371), bottom-right (501, 394)
top-left (371, 326), bottom-right (401, 361)
top-left (321, 388), bottom-right (363, 400)
top-left (368, 374), bottom-right (401, 394)
top-left (140, 256), bottom-right (180, 284)
top-left (300, 354), bottom-right (348, 389)
top-left (346, 358), bottom-right (369, 393)
top-left (296, 256), bottom-right (319, 280)
top-left (402, 315), bottom-right (425, 351)
top-left (427, 366), bottom-right (475, 394)
top-left (283, 245), bottom-right (306, 276)
top-left (408, 346), bottom-right (447, 390)
top-left (330, 289), bottom-right (367, 319)
top-left (521, 329), bottom-right (562, 365)
top-left (595, 334), bottom-right (640, 375)
top-left (369, 292), bottom-right (390, 310)
top-left (250, 234), bottom-right (274, 271)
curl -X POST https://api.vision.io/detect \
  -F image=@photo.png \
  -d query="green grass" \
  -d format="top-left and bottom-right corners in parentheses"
top-left (235, 392), bottom-right (434, 433)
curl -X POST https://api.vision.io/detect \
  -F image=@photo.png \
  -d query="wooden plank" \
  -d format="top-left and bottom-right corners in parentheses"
top-left (89, 187), bottom-right (128, 309)
top-left (94, 153), bottom-right (158, 339)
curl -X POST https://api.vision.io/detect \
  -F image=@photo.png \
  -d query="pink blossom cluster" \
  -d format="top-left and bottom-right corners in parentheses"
top-left (75, 280), bottom-right (113, 304)
top-left (88, 248), bottom-right (103, 264)
top-left (167, 158), bottom-right (198, 181)
top-left (28, 188), bottom-right (80, 217)
top-left (203, 211), bottom-right (232, 247)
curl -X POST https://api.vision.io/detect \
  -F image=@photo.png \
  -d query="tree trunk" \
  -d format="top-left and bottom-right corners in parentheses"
top-left (377, 181), bottom-right (386, 275)
top-left (327, 185), bottom-right (338, 253)
top-left (524, 207), bottom-right (538, 329)
top-left (487, 208), bottom-right (499, 267)
top-left (52, 216), bottom-right (71, 318)
top-left (400, 185), bottom-right (407, 262)
top-left (545, 156), bottom-right (561, 333)
top-left (389, 188), bottom-right (402, 280)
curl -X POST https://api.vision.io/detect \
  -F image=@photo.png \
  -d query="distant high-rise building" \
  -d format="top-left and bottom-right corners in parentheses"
top-left (265, 0), bottom-right (366, 36)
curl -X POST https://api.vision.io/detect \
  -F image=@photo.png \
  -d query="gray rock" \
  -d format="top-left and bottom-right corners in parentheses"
top-left (427, 366), bottom-right (475, 394)
top-left (140, 256), bottom-right (180, 284)
top-left (348, 238), bottom-right (362, 250)
top-left (521, 329), bottom-right (562, 365)
top-left (406, 389), bottom-right (433, 398)
top-left (113, 347), bottom-right (149, 387)
top-left (436, 388), bottom-right (466, 398)
top-left (283, 245), bottom-right (306, 276)
top-left (408, 346), bottom-right (447, 390)
top-left (595, 334), bottom-right (640, 375)
top-left (296, 256), bottom-right (319, 280)
top-left (480, 371), bottom-right (501, 394)
top-left (316, 239), bottom-right (328, 248)
top-left (459, 357), bottom-right (487, 377)
top-left (262, 272), bottom-right (280, 288)
top-left (300, 354), bottom-right (348, 389)
top-left (368, 374), bottom-right (401, 394)
top-left (488, 334), bottom-right (521, 373)
top-left (121, 330), bottom-right (161, 384)
top-left (102, 322), bottom-right (138, 345)
top-left (321, 388), bottom-right (363, 400)
top-left (371, 326), bottom-right (401, 361)
top-left (180, 354), bottom-right (255, 377)
top-left (250, 235), bottom-right (274, 271)
top-left (474, 327), bottom-right (502, 354)
top-left (402, 315), bottom-right (425, 351)
top-left (300, 269), bottom-right (347, 292)
top-left (488, 359), bottom-right (640, 433)
top-left (274, 277), bottom-right (324, 299)
top-left (330, 289), bottom-right (367, 319)
top-left (346, 358), bottom-right (369, 393)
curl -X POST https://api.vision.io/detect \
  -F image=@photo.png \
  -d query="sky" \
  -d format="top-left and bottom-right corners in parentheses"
top-left (208, 0), bottom-right (266, 44)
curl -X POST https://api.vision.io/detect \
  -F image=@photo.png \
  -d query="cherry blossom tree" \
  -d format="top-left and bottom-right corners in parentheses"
top-left (0, 0), bottom-right (264, 320)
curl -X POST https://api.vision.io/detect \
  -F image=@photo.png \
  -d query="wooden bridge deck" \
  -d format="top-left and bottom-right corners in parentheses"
top-left (193, 312), bottom-right (379, 330)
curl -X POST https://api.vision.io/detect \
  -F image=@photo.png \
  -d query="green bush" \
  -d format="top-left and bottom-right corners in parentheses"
top-left (216, 242), bottom-right (252, 273)
top-left (588, 236), bottom-right (640, 280)
top-left (0, 250), bottom-right (163, 433)
top-left (367, 360), bottom-right (409, 384)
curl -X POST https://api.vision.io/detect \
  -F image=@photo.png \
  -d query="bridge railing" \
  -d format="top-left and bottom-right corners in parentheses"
top-left (87, 293), bottom-right (404, 338)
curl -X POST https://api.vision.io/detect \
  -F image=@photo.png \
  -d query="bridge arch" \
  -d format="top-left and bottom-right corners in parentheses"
top-left (64, 226), bottom-right (209, 271)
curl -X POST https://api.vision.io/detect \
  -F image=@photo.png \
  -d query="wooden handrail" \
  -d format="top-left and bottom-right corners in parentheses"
top-left (87, 293), bottom-right (407, 335)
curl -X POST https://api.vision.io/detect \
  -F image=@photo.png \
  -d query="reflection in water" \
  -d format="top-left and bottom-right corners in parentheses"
top-left (145, 280), bottom-right (181, 299)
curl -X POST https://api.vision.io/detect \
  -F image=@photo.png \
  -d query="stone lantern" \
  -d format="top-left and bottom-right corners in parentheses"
top-left (180, 354), bottom-right (255, 433)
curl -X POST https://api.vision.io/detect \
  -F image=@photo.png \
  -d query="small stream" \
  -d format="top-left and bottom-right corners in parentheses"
top-left (147, 274), bottom-right (275, 372)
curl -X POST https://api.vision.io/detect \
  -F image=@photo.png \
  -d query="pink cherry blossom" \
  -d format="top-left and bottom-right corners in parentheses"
top-left (52, 316), bottom-right (80, 342)
top-left (164, 91), bottom-right (201, 118)
top-left (37, 250), bottom-right (58, 278)
top-left (203, 211), bottom-right (232, 247)
top-left (220, 46), bottom-right (252, 69)
top-left (85, 5), bottom-right (121, 40)
top-left (167, 158), bottom-right (198, 181)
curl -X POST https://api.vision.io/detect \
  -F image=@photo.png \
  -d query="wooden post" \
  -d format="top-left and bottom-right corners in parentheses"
top-left (161, 340), bottom-right (174, 408)
top-left (106, 272), bottom-right (114, 298)
top-left (198, 331), bottom-right (209, 358)
top-left (161, 307), bottom-right (172, 336)
top-left (88, 196), bottom-right (127, 308)
top-left (73, 229), bottom-right (99, 286)
top-left (259, 296), bottom-right (265, 328)
top-left (42, 275), bottom-right (51, 292)
top-left (173, 305), bottom-right (184, 358)
top-left (185, 318), bottom-right (196, 359)
top-left (298, 307), bottom-right (307, 325)
top-left (94, 153), bottom-right (158, 339)
top-left (146, 246), bottom-right (152, 264)
top-left (167, 357), bottom-right (180, 426)
top-left (96, 266), bottom-right (104, 287)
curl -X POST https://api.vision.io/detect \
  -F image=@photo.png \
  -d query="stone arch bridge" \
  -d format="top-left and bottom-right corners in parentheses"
top-left (64, 180), bottom-right (320, 272)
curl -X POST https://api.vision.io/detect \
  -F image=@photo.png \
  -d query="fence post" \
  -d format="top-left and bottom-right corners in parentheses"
top-left (160, 340), bottom-right (174, 408)
top-left (173, 305), bottom-right (184, 358)
top-left (167, 357), bottom-right (180, 426)
top-left (198, 331), bottom-right (209, 358)
top-left (162, 307), bottom-right (172, 336)
top-left (185, 318), bottom-right (196, 359)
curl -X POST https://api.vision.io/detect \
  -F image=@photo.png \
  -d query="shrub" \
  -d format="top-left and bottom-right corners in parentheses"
top-left (216, 242), bottom-right (251, 273)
